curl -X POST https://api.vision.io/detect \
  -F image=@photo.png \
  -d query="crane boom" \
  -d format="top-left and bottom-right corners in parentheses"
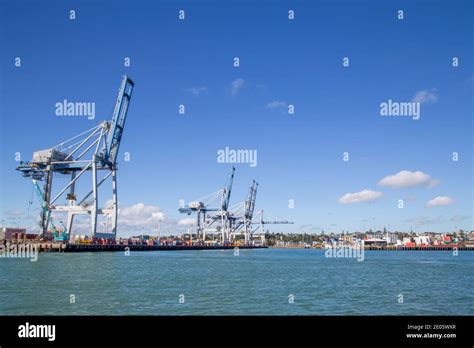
top-left (222, 166), bottom-right (235, 211)
top-left (244, 180), bottom-right (258, 220)
top-left (105, 75), bottom-right (135, 167)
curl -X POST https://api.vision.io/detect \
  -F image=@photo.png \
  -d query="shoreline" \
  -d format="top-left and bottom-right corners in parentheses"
top-left (3, 242), bottom-right (473, 253)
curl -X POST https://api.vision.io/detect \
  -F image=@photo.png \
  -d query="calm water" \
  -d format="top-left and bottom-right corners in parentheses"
top-left (0, 249), bottom-right (473, 315)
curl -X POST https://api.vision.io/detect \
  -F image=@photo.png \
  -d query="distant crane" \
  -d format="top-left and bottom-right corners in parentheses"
top-left (17, 75), bottom-right (135, 241)
top-left (229, 180), bottom-right (258, 243)
top-left (204, 166), bottom-right (236, 242)
top-left (179, 166), bottom-right (235, 242)
top-left (252, 210), bottom-right (294, 245)
top-left (243, 180), bottom-right (258, 242)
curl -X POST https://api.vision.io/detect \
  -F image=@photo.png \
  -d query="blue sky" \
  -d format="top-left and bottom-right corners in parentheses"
top-left (1, 0), bottom-right (473, 236)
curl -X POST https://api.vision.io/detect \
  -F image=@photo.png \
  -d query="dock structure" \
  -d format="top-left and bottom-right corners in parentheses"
top-left (26, 243), bottom-right (267, 253)
top-left (65, 244), bottom-right (267, 252)
top-left (33, 243), bottom-right (67, 252)
top-left (24, 243), bottom-right (474, 253)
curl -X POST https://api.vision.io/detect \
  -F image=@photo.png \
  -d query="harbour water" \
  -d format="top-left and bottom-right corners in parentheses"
top-left (0, 249), bottom-right (473, 315)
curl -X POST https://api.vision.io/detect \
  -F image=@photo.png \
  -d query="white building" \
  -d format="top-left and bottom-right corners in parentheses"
top-left (384, 233), bottom-right (398, 245)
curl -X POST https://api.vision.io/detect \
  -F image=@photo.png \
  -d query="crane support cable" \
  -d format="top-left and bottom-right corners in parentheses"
top-left (52, 124), bottom-right (103, 150)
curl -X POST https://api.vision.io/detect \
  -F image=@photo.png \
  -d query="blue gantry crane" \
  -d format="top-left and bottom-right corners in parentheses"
top-left (243, 180), bottom-right (258, 239)
top-left (180, 167), bottom-right (294, 245)
top-left (252, 210), bottom-right (294, 245)
top-left (17, 75), bottom-right (134, 241)
top-left (179, 166), bottom-right (235, 242)
top-left (228, 180), bottom-right (258, 243)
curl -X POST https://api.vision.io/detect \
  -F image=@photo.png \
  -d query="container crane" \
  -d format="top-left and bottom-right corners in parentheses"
top-left (204, 166), bottom-right (236, 242)
top-left (243, 180), bottom-right (258, 243)
top-left (228, 180), bottom-right (258, 243)
top-left (17, 75), bottom-right (134, 241)
top-left (252, 210), bottom-right (294, 245)
top-left (179, 166), bottom-right (235, 242)
top-left (178, 188), bottom-right (223, 240)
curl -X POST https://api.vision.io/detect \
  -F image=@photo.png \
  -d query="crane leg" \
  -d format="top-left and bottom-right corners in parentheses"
top-left (66, 212), bottom-right (75, 241)
top-left (111, 169), bottom-right (118, 238)
top-left (41, 170), bottom-right (53, 236)
top-left (197, 210), bottom-right (201, 241)
top-left (90, 162), bottom-right (98, 238)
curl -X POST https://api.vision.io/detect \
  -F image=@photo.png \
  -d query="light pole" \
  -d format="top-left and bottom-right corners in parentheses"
top-left (157, 221), bottom-right (161, 246)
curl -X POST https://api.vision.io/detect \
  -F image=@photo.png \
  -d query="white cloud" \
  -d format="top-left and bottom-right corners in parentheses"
top-left (187, 86), bottom-right (207, 96)
top-left (178, 218), bottom-right (195, 226)
top-left (231, 78), bottom-right (245, 96)
top-left (69, 202), bottom-right (177, 237)
top-left (117, 203), bottom-right (165, 230)
top-left (426, 196), bottom-right (455, 208)
top-left (266, 100), bottom-right (287, 109)
top-left (338, 189), bottom-right (383, 204)
top-left (450, 215), bottom-right (470, 222)
top-left (449, 215), bottom-right (470, 222)
top-left (22, 202), bottom-right (201, 237)
top-left (405, 216), bottom-right (444, 226)
top-left (5, 209), bottom-right (23, 217)
top-left (412, 89), bottom-right (437, 104)
top-left (378, 170), bottom-right (439, 188)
